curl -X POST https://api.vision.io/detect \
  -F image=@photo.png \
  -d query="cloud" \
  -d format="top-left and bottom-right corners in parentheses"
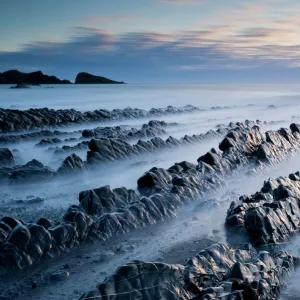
top-left (1, 1), bottom-right (300, 83)
top-left (154, 0), bottom-right (200, 4)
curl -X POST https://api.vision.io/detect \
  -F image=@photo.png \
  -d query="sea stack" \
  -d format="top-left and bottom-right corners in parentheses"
top-left (75, 72), bottom-right (125, 84)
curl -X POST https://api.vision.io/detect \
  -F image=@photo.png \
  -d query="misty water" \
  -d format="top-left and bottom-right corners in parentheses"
top-left (1, 83), bottom-right (300, 110)
top-left (2, 84), bottom-right (300, 298)
top-left (1, 84), bottom-right (300, 211)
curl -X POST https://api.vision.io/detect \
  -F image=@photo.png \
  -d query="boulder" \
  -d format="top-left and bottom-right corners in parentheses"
top-left (0, 148), bottom-right (15, 167)
top-left (56, 154), bottom-right (85, 175)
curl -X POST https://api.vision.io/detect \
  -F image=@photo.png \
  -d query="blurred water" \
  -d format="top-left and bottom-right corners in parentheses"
top-left (1, 84), bottom-right (300, 111)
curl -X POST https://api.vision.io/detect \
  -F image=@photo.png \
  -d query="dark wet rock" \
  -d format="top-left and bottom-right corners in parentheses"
top-left (6, 225), bottom-right (31, 250)
top-left (79, 186), bottom-right (139, 215)
top-left (63, 206), bottom-right (93, 240)
top-left (48, 223), bottom-right (77, 246)
top-left (49, 271), bottom-right (70, 282)
top-left (85, 119), bottom-right (281, 169)
top-left (77, 122), bottom-right (300, 243)
top-left (26, 224), bottom-right (52, 261)
top-left (1, 217), bottom-right (23, 229)
top-left (82, 120), bottom-right (175, 141)
top-left (10, 84), bottom-right (31, 89)
top-left (75, 72), bottom-right (124, 84)
top-left (35, 138), bottom-right (62, 147)
top-left (80, 261), bottom-right (189, 300)
top-left (36, 217), bottom-right (54, 230)
top-left (86, 124), bottom-right (230, 165)
top-left (184, 244), bottom-right (293, 299)
top-left (2, 121), bottom-right (300, 274)
top-left (56, 154), bottom-right (86, 175)
top-left (0, 105), bottom-right (200, 133)
top-left (0, 129), bottom-right (75, 145)
top-left (290, 123), bottom-right (300, 133)
top-left (0, 70), bottom-right (71, 85)
top-left (52, 141), bottom-right (89, 157)
top-left (226, 173), bottom-right (300, 246)
top-left (80, 243), bottom-right (293, 300)
top-left (0, 149), bottom-right (15, 167)
top-left (9, 160), bottom-right (55, 184)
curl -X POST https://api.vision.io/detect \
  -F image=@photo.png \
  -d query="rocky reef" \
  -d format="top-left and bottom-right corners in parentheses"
top-left (0, 129), bottom-right (79, 145)
top-left (51, 120), bottom-right (177, 156)
top-left (1, 119), bottom-right (300, 300)
top-left (0, 121), bottom-right (236, 184)
top-left (80, 243), bottom-right (294, 299)
top-left (1, 121), bottom-right (299, 273)
top-left (226, 172), bottom-right (300, 246)
top-left (81, 120), bottom-right (176, 140)
top-left (0, 105), bottom-right (200, 133)
top-left (86, 126), bottom-right (228, 165)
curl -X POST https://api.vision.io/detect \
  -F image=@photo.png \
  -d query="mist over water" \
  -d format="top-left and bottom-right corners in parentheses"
top-left (2, 84), bottom-right (300, 299)
top-left (1, 84), bottom-right (300, 216)
top-left (1, 84), bottom-right (300, 111)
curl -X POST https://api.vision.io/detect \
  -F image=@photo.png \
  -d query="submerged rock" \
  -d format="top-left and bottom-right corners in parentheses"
top-left (10, 84), bottom-right (31, 89)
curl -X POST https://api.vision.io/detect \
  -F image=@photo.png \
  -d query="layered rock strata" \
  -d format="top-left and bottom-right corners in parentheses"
top-left (79, 243), bottom-right (294, 300)
top-left (0, 105), bottom-right (200, 133)
top-left (1, 122), bottom-right (300, 274)
top-left (226, 172), bottom-right (300, 246)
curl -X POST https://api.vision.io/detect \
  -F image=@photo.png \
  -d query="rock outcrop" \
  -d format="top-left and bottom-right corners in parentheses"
top-left (0, 148), bottom-right (15, 167)
top-left (75, 72), bottom-right (124, 84)
top-left (86, 126), bottom-right (230, 165)
top-left (0, 105), bottom-right (200, 133)
top-left (226, 172), bottom-right (300, 246)
top-left (2, 122), bottom-right (300, 276)
top-left (80, 243), bottom-right (294, 300)
top-left (0, 70), bottom-right (71, 85)
top-left (56, 154), bottom-right (86, 175)
top-left (9, 159), bottom-right (55, 184)
top-left (82, 120), bottom-right (176, 140)
top-left (0, 129), bottom-right (77, 145)
top-left (0, 158), bottom-right (55, 184)
top-left (52, 141), bottom-right (89, 157)
top-left (0, 206), bottom-right (97, 271)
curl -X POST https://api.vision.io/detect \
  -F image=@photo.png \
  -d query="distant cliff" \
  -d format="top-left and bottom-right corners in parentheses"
top-left (75, 72), bottom-right (125, 84)
top-left (0, 70), bottom-right (72, 84)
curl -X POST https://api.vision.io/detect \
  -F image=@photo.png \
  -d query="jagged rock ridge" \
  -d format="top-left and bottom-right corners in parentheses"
top-left (0, 105), bottom-right (200, 133)
top-left (80, 243), bottom-right (294, 299)
top-left (226, 171), bottom-right (300, 246)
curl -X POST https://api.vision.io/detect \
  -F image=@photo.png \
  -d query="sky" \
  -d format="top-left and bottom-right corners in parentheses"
top-left (1, 0), bottom-right (300, 83)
